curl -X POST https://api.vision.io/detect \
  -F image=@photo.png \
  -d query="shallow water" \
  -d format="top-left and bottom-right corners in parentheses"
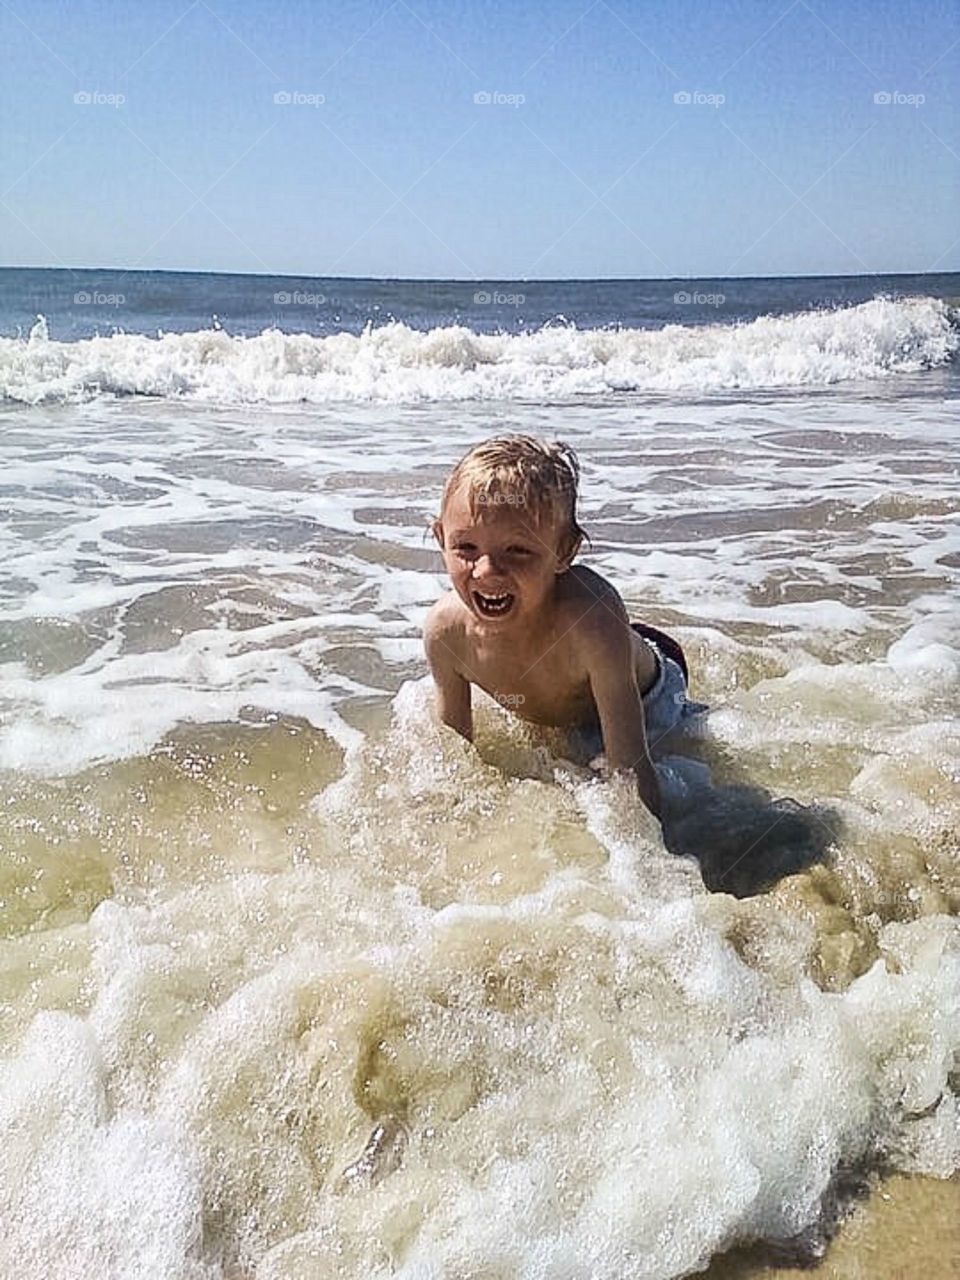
top-left (1, 295), bottom-right (959, 1277)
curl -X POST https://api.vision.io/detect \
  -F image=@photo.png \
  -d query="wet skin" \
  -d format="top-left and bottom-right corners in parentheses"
top-left (424, 487), bottom-right (661, 818)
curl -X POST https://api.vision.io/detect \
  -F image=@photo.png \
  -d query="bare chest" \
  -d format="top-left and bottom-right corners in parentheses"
top-left (464, 633), bottom-right (594, 727)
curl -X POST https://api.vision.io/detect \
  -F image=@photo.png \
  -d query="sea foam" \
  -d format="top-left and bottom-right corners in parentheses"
top-left (1, 296), bottom-right (955, 405)
top-left (5, 680), bottom-right (956, 1279)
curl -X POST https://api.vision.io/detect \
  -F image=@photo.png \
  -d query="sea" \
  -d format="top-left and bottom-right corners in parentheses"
top-left (1, 268), bottom-right (958, 1279)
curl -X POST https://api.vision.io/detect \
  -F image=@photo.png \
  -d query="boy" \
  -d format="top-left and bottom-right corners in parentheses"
top-left (424, 436), bottom-right (696, 822)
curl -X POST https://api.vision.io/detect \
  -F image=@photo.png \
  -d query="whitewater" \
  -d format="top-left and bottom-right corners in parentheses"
top-left (1, 295), bottom-right (956, 404)
top-left (0, 274), bottom-right (958, 1279)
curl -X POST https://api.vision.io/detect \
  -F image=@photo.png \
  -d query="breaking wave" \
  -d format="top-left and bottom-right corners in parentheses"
top-left (1, 296), bottom-right (956, 405)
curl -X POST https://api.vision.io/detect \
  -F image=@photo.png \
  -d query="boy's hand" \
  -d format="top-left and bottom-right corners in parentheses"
top-left (583, 596), bottom-right (662, 820)
top-left (424, 600), bottom-right (473, 741)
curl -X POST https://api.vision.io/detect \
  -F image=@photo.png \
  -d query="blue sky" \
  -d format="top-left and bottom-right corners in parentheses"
top-left (1, 0), bottom-right (957, 278)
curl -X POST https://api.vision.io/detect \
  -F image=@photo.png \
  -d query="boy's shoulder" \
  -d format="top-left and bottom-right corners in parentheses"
top-left (557, 566), bottom-right (635, 661)
top-left (558, 565), bottom-right (628, 625)
top-left (424, 590), bottom-right (469, 650)
top-left (425, 589), bottom-right (465, 629)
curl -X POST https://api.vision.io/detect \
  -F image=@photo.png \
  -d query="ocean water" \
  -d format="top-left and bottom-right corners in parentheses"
top-left (0, 269), bottom-right (958, 1279)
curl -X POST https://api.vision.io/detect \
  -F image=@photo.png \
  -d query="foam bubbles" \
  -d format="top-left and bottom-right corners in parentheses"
top-left (1, 297), bottom-right (955, 405)
top-left (1, 295), bottom-right (958, 1277)
top-left (0, 1012), bottom-right (210, 1280)
top-left (2, 683), bottom-right (957, 1279)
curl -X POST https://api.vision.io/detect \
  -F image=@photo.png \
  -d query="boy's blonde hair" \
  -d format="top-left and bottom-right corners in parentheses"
top-left (439, 435), bottom-right (585, 556)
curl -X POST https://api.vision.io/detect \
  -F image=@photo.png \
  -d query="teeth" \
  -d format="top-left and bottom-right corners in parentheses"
top-left (475, 590), bottom-right (513, 615)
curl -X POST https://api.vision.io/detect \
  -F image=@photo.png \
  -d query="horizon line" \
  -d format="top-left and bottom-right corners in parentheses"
top-left (2, 265), bottom-right (957, 285)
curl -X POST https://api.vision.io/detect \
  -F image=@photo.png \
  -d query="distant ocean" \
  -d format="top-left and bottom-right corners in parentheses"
top-left (1, 268), bottom-right (958, 1280)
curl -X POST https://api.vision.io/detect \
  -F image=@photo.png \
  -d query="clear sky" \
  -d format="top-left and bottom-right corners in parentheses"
top-left (1, 0), bottom-right (957, 279)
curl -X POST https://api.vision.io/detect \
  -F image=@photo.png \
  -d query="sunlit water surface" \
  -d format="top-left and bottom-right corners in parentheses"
top-left (1, 351), bottom-right (958, 1278)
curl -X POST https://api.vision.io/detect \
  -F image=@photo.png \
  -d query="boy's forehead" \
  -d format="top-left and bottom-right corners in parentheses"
top-left (442, 486), bottom-right (549, 537)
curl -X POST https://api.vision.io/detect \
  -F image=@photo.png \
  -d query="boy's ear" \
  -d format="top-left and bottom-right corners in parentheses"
top-left (554, 533), bottom-right (582, 574)
top-left (431, 518), bottom-right (445, 549)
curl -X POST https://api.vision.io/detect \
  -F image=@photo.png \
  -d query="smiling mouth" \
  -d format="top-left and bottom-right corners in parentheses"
top-left (473, 590), bottom-right (515, 618)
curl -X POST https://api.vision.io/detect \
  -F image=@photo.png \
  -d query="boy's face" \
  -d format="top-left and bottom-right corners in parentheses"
top-left (434, 483), bottom-right (575, 627)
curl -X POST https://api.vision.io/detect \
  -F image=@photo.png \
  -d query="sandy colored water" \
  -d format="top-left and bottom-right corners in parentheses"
top-left (707, 1173), bottom-right (960, 1279)
top-left (2, 691), bottom-right (957, 1277)
top-left (1, 382), bottom-right (958, 1277)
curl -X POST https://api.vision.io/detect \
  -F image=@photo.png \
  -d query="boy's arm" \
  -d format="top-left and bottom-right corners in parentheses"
top-left (424, 606), bottom-right (473, 742)
top-left (583, 603), bottom-right (662, 821)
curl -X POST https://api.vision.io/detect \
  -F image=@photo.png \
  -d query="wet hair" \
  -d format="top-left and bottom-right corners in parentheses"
top-left (439, 435), bottom-right (586, 556)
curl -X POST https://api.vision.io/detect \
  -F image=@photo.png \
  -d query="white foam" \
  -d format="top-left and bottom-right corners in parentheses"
top-left (2, 681), bottom-right (957, 1278)
top-left (2, 297), bottom-right (955, 404)
top-left (0, 630), bottom-right (363, 774)
top-left (0, 1012), bottom-right (210, 1280)
top-left (0, 665), bottom-right (957, 1274)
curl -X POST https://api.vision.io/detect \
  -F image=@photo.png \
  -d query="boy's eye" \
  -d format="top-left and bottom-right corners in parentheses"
top-left (453, 543), bottom-right (476, 554)
top-left (508, 546), bottom-right (532, 555)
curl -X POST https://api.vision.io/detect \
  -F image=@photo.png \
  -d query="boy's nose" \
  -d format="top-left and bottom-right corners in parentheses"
top-left (472, 553), bottom-right (501, 578)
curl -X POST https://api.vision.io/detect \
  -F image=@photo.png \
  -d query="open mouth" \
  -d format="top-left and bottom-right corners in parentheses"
top-left (473, 590), bottom-right (515, 618)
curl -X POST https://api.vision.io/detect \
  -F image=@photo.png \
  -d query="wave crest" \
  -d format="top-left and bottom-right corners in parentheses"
top-left (2, 296), bottom-right (956, 405)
